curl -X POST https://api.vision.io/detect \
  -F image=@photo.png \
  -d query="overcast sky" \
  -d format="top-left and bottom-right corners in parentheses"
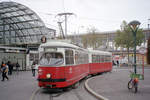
top-left (1, 0), bottom-right (150, 34)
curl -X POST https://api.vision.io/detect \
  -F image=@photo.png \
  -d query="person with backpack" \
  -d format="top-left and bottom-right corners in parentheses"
top-left (1, 64), bottom-right (9, 81)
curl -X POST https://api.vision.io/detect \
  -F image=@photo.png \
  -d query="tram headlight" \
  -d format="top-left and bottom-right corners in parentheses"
top-left (46, 74), bottom-right (51, 78)
top-left (38, 69), bottom-right (42, 72)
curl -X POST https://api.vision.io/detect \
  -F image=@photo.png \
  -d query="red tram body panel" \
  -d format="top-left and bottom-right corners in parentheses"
top-left (64, 64), bottom-right (89, 87)
top-left (38, 64), bottom-right (89, 88)
top-left (38, 66), bottom-right (66, 88)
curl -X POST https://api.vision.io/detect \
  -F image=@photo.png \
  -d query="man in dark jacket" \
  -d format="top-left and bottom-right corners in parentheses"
top-left (7, 61), bottom-right (13, 75)
top-left (16, 62), bottom-right (20, 74)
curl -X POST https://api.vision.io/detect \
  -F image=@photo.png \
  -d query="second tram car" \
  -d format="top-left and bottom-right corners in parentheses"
top-left (88, 50), bottom-right (112, 75)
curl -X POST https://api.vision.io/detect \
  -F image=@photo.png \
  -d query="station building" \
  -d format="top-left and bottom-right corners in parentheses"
top-left (0, 2), bottom-right (55, 70)
top-left (69, 28), bottom-right (150, 65)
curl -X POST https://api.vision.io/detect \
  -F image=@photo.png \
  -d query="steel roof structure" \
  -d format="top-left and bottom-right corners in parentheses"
top-left (0, 1), bottom-right (55, 45)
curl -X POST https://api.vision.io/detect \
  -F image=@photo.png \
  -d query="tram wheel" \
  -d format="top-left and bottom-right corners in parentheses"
top-left (72, 82), bottom-right (80, 89)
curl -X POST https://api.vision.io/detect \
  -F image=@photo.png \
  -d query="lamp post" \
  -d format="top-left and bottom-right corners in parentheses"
top-left (128, 20), bottom-right (141, 74)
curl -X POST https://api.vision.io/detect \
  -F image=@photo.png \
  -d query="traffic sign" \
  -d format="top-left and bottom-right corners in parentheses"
top-left (139, 47), bottom-right (147, 54)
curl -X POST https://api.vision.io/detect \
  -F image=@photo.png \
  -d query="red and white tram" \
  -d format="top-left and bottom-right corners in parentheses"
top-left (38, 41), bottom-right (89, 88)
top-left (88, 50), bottom-right (112, 75)
top-left (37, 41), bottom-right (112, 89)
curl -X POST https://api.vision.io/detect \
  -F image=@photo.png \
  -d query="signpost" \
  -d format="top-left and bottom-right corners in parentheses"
top-left (139, 47), bottom-right (147, 80)
top-left (139, 47), bottom-right (147, 54)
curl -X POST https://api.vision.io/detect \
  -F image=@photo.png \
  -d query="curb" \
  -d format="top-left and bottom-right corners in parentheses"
top-left (84, 77), bottom-right (109, 100)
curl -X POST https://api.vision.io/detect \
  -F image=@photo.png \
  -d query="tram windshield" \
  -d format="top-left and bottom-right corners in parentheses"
top-left (39, 52), bottom-right (64, 66)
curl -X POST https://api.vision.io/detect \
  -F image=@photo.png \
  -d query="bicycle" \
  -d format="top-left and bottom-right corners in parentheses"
top-left (127, 71), bottom-right (143, 93)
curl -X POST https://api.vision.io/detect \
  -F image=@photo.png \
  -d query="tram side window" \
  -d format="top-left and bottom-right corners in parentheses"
top-left (107, 55), bottom-right (111, 62)
top-left (80, 53), bottom-right (84, 64)
top-left (105, 55), bottom-right (108, 62)
top-left (101, 55), bottom-right (105, 62)
top-left (98, 55), bottom-right (100, 62)
top-left (105, 55), bottom-right (111, 62)
top-left (92, 55), bottom-right (100, 63)
top-left (75, 51), bottom-right (88, 64)
top-left (77, 52), bottom-right (83, 64)
top-left (65, 50), bottom-right (74, 65)
top-left (104, 55), bottom-right (106, 62)
top-left (81, 53), bottom-right (88, 64)
top-left (99, 55), bottom-right (102, 62)
top-left (75, 52), bottom-right (78, 64)
top-left (84, 54), bottom-right (89, 64)
top-left (108, 56), bottom-right (112, 62)
top-left (92, 55), bottom-right (96, 63)
top-left (96, 55), bottom-right (98, 63)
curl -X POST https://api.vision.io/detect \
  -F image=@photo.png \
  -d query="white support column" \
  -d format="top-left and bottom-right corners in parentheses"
top-left (26, 54), bottom-right (30, 70)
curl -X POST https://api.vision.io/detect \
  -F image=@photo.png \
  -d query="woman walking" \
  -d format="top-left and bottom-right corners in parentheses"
top-left (1, 64), bottom-right (9, 81)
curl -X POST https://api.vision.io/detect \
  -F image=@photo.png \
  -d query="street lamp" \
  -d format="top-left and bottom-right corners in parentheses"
top-left (128, 20), bottom-right (141, 74)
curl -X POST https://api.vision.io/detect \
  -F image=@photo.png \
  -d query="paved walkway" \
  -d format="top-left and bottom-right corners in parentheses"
top-left (87, 68), bottom-right (150, 100)
top-left (0, 71), bottom-right (38, 100)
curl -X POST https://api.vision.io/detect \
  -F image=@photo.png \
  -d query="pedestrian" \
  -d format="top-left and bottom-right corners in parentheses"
top-left (7, 61), bottom-right (13, 75)
top-left (0, 62), bottom-right (4, 78)
top-left (1, 64), bottom-right (9, 81)
top-left (16, 62), bottom-right (20, 74)
top-left (117, 60), bottom-right (119, 67)
top-left (112, 60), bottom-right (116, 65)
top-left (31, 61), bottom-right (36, 77)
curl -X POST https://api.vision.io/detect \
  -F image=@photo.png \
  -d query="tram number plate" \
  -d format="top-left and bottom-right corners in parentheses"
top-left (46, 84), bottom-right (52, 88)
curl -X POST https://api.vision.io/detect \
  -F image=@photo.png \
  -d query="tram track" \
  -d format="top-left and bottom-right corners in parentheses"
top-left (30, 88), bottom-right (64, 100)
top-left (49, 94), bottom-right (53, 100)
top-left (71, 77), bottom-right (97, 100)
top-left (49, 91), bottom-right (65, 100)
top-left (30, 76), bottom-right (97, 100)
top-left (72, 89), bottom-right (84, 100)
top-left (30, 88), bottom-right (41, 100)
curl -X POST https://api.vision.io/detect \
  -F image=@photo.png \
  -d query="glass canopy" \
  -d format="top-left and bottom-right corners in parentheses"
top-left (0, 1), bottom-right (55, 45)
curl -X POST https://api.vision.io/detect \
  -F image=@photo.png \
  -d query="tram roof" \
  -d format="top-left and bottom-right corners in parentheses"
top-left (40, 41), bottom-right (82, 50)
top-left (88, 50), bottom-right (112, 55)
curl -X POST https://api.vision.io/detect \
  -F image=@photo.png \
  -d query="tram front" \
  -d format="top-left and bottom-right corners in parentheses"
top-left (38, 46), bottom-right (66, 88)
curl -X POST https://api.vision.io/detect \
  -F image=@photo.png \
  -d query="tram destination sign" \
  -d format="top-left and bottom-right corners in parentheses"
top-left (45, 48), bottom-right (57, 52)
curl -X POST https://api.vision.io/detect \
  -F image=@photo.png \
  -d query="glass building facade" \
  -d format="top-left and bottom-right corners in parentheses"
top-left (0, 1), bottom-right (56, 70)
top-left (0, 1), bottom-right (55, 45)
